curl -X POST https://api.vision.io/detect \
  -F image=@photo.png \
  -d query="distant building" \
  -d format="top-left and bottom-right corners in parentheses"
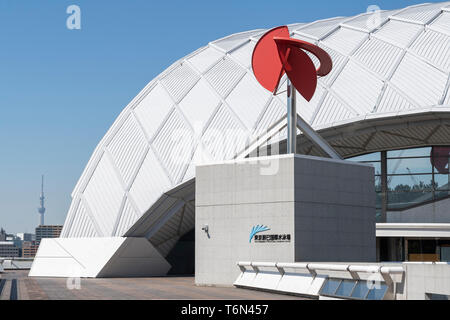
top-left (17, 233), bottom-right (35, 242)
top-left (0, 241), bottom-right (20, 258)
top-left (22, 241), bottom-right (39, 258)
top-left (36, 225), bottom-right (63, 245)
top-left (0, 228), bottom-right (6, 241)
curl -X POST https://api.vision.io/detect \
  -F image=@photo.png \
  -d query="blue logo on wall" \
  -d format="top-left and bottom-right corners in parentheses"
top-left (249, 225), bottom-right (271, 243)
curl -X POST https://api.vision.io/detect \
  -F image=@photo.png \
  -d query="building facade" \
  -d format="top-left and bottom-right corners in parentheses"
top-left (0, 241), bottom-right (20, 258)
top-left (30, 2), bottom-right (450, 278)
top-left (35, 225), bottom-right (63, 245)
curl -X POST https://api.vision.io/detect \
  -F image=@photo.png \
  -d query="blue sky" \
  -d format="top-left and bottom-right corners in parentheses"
top-left (0, 0), bottom-right (443, 234)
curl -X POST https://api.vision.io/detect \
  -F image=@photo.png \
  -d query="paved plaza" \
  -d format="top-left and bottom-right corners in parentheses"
top-left (0, 270), bottom-right (305, 300)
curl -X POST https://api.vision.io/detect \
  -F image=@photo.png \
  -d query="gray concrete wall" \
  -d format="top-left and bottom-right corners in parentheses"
top-left (404, 262), bottom-right (450, 300)
top-left (195, 155), bottom-right (376, 286)
top-left (387, 197), bottom-right (450, 223)
top-left (294, 156), bottom-right (376, 262)
top-left (195, 155), bottom-right (296, 286)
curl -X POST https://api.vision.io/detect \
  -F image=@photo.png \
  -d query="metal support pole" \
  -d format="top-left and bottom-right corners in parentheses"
top-left (381, 151), bottom-right (388, 223)
top-left (287, 78), bottom-right (297, 154)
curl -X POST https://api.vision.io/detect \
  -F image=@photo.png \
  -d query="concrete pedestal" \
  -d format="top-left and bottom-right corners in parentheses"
top-left (195, 154), bottom-right (376, 286)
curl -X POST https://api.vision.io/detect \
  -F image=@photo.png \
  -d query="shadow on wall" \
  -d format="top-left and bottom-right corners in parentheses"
top-left (166, 229), bottom-right (195, 275)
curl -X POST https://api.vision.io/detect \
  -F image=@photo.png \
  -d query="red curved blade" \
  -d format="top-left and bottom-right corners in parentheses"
top-left (431, 147), bottom-right (450, 174)
top-left (275, 40), bottom-right (317, 101)
top-left (252, 26), bottom-right (290, 93)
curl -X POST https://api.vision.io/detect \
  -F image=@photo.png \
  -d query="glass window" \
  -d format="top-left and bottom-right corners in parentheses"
top-left (388, 191), bottom-right (434, 209)
top-left (348, 152), bottom-right (380, 162)
top-left (366, 284), bottom-right (388, 300)
top-left (335, 279), bottom-right (356, 297)
top-left (351, 281), bottom-right (370, 299)
top-left (434, 174), bottom-right (450, 191)
top-left (387, 158), bottom-right (432, 175)
top-left (320, 279), bottom-right (341, 296)
top-left (388, 175), bottom-right (434, 192)
top-left (388, 147), bottom-right (431, 158)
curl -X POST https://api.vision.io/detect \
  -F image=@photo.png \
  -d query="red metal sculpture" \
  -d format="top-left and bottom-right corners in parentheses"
top-left (431, 147), bottom-right (450, 174)
top-left (252, 26), bottom-right (333, 101)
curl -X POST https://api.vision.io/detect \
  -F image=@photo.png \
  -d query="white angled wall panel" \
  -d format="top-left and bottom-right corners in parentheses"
top-left (230, 41), bottom-right (257, 69)
top-left (115, 198), bottom-right (139, 236)
top-left (152, 109), bottom-right (194, 184)
top-left (390, 53), bottom-right (448, 106)
top-left (392, 2), bottom-right (447, 24)
top-left (211, 30), bottom-right (262, 52)
top-left (67, 200), bottom-right (99, 238)
top-left (430, 11), bottom-right (450, 35)
top-left (353, 38), bottom-right (403, 78)
top-left (322, 28), bottom-right (368, 56)
top-left (313, 93), bottom-right (355, 126)
top-left (134, 84), bottom-right (174, 140)
top-left (374, 20), bottom-right (423, 48)
top-left (106, 115), bottom-right (148, 186)
top-left (83, 154), bottom-right (124, 237)
top-left (178, 78), bottom-right (221, 131)
top-left (410, 29), bottom-right (450, 72)
top-left (296, 17), bottom-right (347, 40)
top-left (160, 63), bottom-right (200, 103)
top-left (62, 2), bottom-right (450, 242)
top-left (187, 46), bottom-right (224, 74)
top-left (377, 85), bottom-right (416, 113)
top-left (204, 58), bottom-right (246, 98)
top-left (225, 73), bottom-right (271, 129)
top-left (332, 60), bottom-right (384, 115)
top-left (129, 149), bottom-right (171, 214)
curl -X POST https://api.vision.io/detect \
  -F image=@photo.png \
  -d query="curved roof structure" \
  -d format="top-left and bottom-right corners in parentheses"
top-left (61, 2), bottom-right (450, 257)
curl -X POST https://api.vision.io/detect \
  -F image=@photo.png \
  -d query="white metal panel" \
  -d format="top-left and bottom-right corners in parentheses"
top-left (129, 149), bottom-right (171, 214)
top-left (211, 29), bottom-right (262, 52)
top-left (342, 10), bottom-right (397, 32)
top-left (254, 97), bottom-right (285, 136)
top-left (430, 11), bottom-right (450, 35)
top-left (353, 38), bottom-right (403, 78)
top-left (160, 63), bottom-right (200, 103)
top-left (277, 83), bottom-right (327, 123)
top-left (410, 29), bottom-right (450, 72)
top-left (374, 20), bottom-right (423, 48)
top-left (446, 90), bottom-right (450, 105)
top-left (67, 200), bottom-right (98, 238)
top-left (313, 92), bottom-right (355, 126)
top-left (178, 78), bottom-right (221, 131)
top-left (83, 154), bottom-right (124, 236)
top-left (183, 143), bottom-right (213, 181)
top-left (107, 115), bottom-right (148, 186)
top-left (332, 60), bottom-right (384, 115)
top-left (390, 53), bottom-right (448, 106)
top-left (392, 2), bottom-right (445, 24)
top-left (322, 28), bottom-right (368, 56)
top-left (115, 198), bottom-right (139, 236)
top-left (134, 83), bottom-right (174, 140)
top-left (225, 73), bottom-right (271, 129)
top-left (152, 109), bottom-right (194, 184)
top-left (187, 46), bottom-right (224, 74)
top-left (203, 104), bottom-right (248, 160)
top-left (377, 85), bottom-right (415, 113)
top-left (204, 57), bottom-right (246, 98)
top-left (296, 17), bottom-right (348, 40)
top-left (229, 41), bottom-right (256, 69)
top-left (318, 45), bottom-right (347, 86)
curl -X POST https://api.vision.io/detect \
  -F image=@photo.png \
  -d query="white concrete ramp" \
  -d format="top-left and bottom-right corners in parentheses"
top-left (29, 237), bottom-right (171, 278)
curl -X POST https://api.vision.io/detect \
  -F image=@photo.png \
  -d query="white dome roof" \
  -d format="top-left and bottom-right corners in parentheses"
top-left (62, 2), bottom-right (450, 248)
